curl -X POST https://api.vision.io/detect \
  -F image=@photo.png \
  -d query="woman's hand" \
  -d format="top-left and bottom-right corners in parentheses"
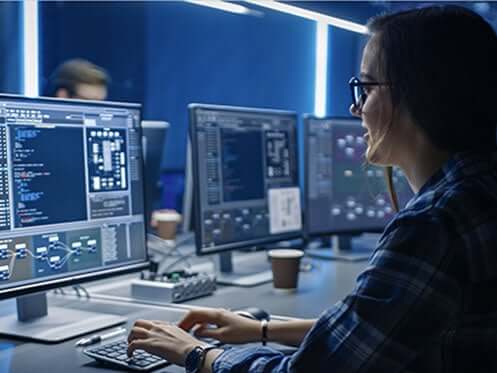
top-left (179, 308), bottom-right (261, 344)
top-left (127, 319), bottom-right (209, 366)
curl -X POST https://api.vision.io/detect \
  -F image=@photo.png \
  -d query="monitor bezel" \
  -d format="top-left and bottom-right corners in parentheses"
top-left (302, 114), bottom-right (385, 238)
top-left (0, 93), bottom-right (150, 300)
top-left (189, 103), bottom-right (303, 256)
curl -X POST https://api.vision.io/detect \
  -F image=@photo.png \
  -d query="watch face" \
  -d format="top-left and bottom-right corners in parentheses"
top-left (185, 346), bottom-right (204, 373)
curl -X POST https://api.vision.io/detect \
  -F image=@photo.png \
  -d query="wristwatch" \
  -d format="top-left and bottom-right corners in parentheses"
top-left (185, 344), bottom-right (218, 373)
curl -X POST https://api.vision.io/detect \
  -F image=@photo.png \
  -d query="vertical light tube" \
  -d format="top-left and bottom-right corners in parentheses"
top-left (314, 22), bottom-right (328, 117)
top-left (23, 0), bottom-right (39, 97)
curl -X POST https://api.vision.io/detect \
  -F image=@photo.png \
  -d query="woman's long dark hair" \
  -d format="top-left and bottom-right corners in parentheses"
top-left (367, 5), bottom-right (497, 211)
top-left (385, 166), bottom-right (399, 212)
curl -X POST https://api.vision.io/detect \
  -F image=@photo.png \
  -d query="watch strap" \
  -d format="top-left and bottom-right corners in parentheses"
top-left (186, 344), bottom-right (218, 373)
top-left (198, 345), bottom-right (219, 372)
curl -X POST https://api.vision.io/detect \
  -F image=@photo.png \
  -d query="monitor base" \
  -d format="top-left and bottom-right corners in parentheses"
top-left (215, 251), bottom-right (273, 287)
top-left (216, 269), bottom-right (273, 287)
top-left (0, 306), bottom-right (126, 343)
top-left (0, 293), bottom-right (127, 343)
top-left (305, 234), bottom-right (376, 262)
top-left (306, 246), bottom-right (372, 262)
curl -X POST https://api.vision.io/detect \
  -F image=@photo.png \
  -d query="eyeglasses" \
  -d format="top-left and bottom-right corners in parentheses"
top-left (349, 76), bottom-right (390, 110)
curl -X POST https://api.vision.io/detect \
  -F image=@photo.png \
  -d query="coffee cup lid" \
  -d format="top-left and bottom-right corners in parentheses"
top-left (268, 249), bottom-right (304, 259)
top-left (152, 210), bottom-right (182, 222)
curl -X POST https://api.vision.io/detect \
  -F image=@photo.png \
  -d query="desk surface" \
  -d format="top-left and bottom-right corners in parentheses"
top-left (0, 297), bottom-right (188, 372)
top-left (89, 252), bottom-right (366, 319)
top-left (0, 252), bottom-right (367, 372)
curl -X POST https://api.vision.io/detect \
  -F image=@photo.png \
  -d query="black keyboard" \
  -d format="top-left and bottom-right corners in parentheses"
top-left (84, 338), bottom-right (168, 371)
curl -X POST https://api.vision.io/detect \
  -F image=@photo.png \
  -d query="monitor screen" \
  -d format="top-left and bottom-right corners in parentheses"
top-left (142, 121), bottom-right (168, 228)
top-left (0, 95), bottom-right (148, 298)
top-left (304, 116), bottom-right (413, 236)
top-left (190, 104), bottom-right (302, 255)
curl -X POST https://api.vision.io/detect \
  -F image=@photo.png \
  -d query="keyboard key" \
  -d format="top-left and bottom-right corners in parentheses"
top-left (84, 338), bottom-right (170, 371)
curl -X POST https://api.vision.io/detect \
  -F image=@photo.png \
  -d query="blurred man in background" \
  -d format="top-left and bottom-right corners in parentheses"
top-left (46, 58), bottom-right (110, 100)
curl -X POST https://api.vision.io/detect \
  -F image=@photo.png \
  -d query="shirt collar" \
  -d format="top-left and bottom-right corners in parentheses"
top-left (416, 151), bottom-right (497, 199)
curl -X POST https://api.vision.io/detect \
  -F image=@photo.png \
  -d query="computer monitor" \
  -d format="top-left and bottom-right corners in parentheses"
top-left (0, 94), bottom-right (148, 342)
top-left (303, 115), bottom-right (413, 260)
top-left (189, 104), bottom-right (302, 285)
top-left (141, 120), bottom-right (169, 230)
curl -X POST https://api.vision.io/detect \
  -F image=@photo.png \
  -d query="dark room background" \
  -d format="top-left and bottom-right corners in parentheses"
top-left (0, 1), bottom-right (372, 210)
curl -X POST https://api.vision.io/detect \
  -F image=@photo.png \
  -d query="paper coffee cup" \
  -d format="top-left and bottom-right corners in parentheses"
top-left (152, 210), bottom-right (181, 240)
top-left (268, 249), bottom-right (304, 291)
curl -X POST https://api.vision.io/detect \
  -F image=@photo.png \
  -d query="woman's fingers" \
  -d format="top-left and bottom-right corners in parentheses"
top-left (133, 319), bottom-right (156, 330)
top-left (150, 320), bottom-right (171, 326)
top-left (193, 325), bottom-right (223, 339)
top-left (178, 309), bottom-right (224, 330)
top-left (125, 321), bottom-right (215, 366)
top-left (128, 326), bottom-right (151, 343)
top-left (127, 338), bottom-right (154, 357)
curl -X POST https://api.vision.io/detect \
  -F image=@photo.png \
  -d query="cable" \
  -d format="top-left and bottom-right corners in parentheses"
top-left (74, 284), bottom-right (90, 299)
top-left (159, 254), bottom-right (196, 274)
top-left (73, 285), bottom-right (81, 297)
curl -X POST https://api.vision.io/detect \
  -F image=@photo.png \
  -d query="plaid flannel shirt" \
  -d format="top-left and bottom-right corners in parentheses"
top-left (212, 151), bottom-right (497, 373)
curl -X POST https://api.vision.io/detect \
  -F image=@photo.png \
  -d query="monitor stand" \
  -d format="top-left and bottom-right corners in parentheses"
top-left (0, 292), bottom-right (127, 343)
top-left (214, 239), bottom-right (303, 287)
top-left (215, 251), bottom-right (273, 287)
top-left (306, 234), bottom-right (373, 262)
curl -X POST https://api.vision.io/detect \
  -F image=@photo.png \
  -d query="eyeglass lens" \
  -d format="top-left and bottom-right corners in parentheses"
top-left (353, 85), bottom-right (366, 108)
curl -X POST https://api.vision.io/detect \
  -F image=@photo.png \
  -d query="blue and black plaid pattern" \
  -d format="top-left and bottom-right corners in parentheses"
top-left (213, 152), bottom-right (497, 373)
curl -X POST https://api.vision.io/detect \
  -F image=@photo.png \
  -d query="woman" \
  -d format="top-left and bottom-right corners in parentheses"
top-left (127, 5), bottom-right (497, 372)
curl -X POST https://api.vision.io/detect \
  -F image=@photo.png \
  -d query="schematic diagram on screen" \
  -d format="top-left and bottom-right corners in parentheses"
top-left (0, 229), bottom-right (102, 281)
top-left (265, 130), bottom-right (290, 178)
top-left (87, 128), bottom-right (128, 192)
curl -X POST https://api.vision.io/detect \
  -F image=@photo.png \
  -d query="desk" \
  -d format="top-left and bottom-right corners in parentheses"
top-left (0, 297), bottom-right (188, 372)
top-left (0, 254), bottom-right (367, 372)
top-left (90, 252), bottom-right (366, 319)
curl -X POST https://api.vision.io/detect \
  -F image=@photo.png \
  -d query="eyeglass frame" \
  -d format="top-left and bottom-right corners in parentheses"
top-left (349, 76), bottom-right (390, 110)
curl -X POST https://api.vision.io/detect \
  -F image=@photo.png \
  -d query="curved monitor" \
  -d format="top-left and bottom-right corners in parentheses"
top-left (189, 104), bottom-right (302, 256)
top-left (0, 94), bottom-right (149, 299)
top-left (304, 115), bottom-right (413, 237)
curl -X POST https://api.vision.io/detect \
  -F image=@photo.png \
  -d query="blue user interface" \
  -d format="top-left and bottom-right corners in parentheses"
top-left (305, 117), bottom-right (414, 235)
top-left (190, 105), bottom-right (302, 255)
top-left (0, 97), bottom-right (147, 289)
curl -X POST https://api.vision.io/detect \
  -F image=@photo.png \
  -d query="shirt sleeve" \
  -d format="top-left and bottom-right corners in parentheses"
top-left (212, 213), bottom-right (462, 372)
top-left (212, 346), bottom-right (292, 373)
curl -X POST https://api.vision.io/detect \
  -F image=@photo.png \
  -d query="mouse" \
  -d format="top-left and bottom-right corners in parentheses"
top-left (235, 306), bottom-right (270, 321)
